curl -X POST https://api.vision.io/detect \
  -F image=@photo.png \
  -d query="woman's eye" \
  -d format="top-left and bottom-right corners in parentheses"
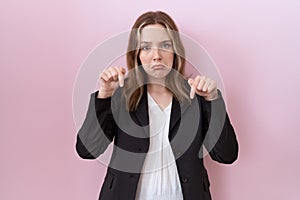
top-left (161, 43), bottom-right (172, 49)
top-left (141, 46), bottom-right (151, 51)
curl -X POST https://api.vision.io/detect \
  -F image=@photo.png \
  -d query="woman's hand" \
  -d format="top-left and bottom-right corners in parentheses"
top-left (188, 76), bottom-right (219, 101)
top-left (97, 66), bottom-right (126, 98)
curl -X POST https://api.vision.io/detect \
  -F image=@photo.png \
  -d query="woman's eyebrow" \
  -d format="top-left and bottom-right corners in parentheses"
top-left (160, 40), bottom-right (172, 43)
top-left (140, 41), bottom-right (151, 44)
top-left (140, 40), bottom-right (172, 44)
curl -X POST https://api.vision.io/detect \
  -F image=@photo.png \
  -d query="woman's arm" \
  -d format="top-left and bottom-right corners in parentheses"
top-left (76, 66), bottom-right (125, 159)
top-left (199, 90), bottom-right (239, 164)
top-left (75, 91), bottom-right (117, 159)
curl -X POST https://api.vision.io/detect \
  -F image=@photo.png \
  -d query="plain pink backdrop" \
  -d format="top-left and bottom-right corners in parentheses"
top-left (1, 0), bottom-right (300, 199)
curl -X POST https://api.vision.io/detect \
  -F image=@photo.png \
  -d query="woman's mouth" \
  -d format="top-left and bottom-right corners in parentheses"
top-left (151, 64), bottom-right (165, 70)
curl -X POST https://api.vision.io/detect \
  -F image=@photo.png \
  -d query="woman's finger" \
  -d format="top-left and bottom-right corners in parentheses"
top-left (207, 81), bottom-right (217, 93)
top-left (100, 72), bottom-right (109, 82)
top-left (197, 76), bottom-right (206, 91)
top-left (115, 67), bottom-right (126, 87)
top-left (188, 78), bottom-right (195, 99)
top-left (189, 76), bottom-right (200, 99)
top-left (202, 78), bottom-right (210, 92)
top-left (108, 67), bottom-right (119, 81)
top-left (103, 68), bottom-right (113, 80)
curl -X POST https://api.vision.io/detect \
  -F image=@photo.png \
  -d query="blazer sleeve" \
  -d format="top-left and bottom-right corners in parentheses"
top-left (75, 91), bottom-right (117, 159)
top-left (199, 90), bottom-right (239, 164)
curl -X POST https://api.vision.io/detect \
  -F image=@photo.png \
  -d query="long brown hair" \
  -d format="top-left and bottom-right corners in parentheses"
top-left (125, 11), bottom-right (190, 111)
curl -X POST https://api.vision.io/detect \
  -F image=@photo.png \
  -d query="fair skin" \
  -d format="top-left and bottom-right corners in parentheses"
top-left (138, 24), bottom-right (174, 110)
top-left (97, 24), bottom-right (218, 108)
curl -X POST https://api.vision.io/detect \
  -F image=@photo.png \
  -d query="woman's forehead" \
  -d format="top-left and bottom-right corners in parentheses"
top-left (140, 24), bottom-right (171, 43)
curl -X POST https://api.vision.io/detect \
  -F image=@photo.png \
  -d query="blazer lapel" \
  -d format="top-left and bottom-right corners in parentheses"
top-left (130, 89), bottom-right (150, 137)
top-left (131, 88), bottom-right (191, 139)
top-left (168, 97), bottom-right (191, 140)
top-left (169, 98), bottom-right (181, 135)
top-left (133, 92), bottom-right (149, 125)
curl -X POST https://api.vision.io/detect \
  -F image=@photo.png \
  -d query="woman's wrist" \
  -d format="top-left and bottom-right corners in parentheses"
top-left (97, 88), bottom-right (114, 99)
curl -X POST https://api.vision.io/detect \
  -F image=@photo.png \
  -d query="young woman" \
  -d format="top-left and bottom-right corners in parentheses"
top-left (76, 11), bottom-right (238, 200)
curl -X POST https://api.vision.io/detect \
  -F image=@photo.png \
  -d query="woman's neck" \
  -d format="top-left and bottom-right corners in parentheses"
top-left (147, 76), bottom-right (168, 93)
top-left (147, 83), bottom-right (173, 110)
top-left (147, 83), bottom-right (169, 94)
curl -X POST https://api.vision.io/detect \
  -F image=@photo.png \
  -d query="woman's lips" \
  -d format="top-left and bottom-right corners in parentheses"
top-left (151, 64), bottom-right (165, 69)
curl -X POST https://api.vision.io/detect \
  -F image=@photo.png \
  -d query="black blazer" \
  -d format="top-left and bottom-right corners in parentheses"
top-left (76, 85), bottom-right (238, 200)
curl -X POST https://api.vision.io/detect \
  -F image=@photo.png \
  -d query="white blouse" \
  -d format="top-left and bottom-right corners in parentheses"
top-left (135, 93), bottom-right (183, 200)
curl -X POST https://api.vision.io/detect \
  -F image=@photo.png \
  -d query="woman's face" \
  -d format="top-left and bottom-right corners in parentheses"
top-left (139, 24), bottom-right (174, 79)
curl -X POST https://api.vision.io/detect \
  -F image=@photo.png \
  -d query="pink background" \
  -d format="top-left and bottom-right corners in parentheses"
top-left (1, 0), bottom-right (300, 199)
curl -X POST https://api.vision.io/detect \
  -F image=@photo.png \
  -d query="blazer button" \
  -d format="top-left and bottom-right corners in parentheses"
top-left (138, 148), bottom-right (142, 152)
top-left (181, 177), bottom-right (189, 183)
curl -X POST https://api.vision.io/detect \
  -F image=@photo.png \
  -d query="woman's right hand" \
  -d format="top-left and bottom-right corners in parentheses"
top-left (97, 66), bottom-right (126, 98)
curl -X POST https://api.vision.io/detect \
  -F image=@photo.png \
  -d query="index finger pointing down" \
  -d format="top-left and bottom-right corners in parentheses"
top-left (116, 67), bottom-right (125, 87)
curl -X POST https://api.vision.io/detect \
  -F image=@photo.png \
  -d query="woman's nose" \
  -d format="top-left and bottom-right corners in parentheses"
top-left (152, 47), bottom-right (162, 61)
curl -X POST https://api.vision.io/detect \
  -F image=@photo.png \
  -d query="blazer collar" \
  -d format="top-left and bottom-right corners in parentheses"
top-left (132, 86), bottom-right (190, 138)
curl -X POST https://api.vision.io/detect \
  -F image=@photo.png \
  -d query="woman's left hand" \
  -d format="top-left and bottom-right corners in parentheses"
top-left (188, 76), bottom-right (219, 101)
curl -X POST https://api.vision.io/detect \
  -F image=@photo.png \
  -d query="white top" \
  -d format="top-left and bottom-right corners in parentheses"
top-left (135, 93), bottom-right (183, 200)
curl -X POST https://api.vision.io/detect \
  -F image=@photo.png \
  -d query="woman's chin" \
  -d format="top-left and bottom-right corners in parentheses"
top-left (145, 68), bottom-right (171, 79)
top-left (147, 72), bottom-right (169, 80)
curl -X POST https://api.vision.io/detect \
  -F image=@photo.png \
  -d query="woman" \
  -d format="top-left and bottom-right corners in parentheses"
top-left (76, 11), bottom-right (238, 200)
